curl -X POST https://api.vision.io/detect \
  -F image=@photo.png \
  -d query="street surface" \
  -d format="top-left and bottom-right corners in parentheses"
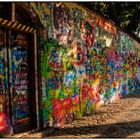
top-left (11, 92), bottom-right (140, 138)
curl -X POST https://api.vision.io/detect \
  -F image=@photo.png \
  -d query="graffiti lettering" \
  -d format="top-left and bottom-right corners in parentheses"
top-left (39, 3), bottom-right (140, 128)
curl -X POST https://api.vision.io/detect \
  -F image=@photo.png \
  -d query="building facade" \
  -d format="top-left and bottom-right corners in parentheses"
top-left (0, 2), bottom-right (140, 135)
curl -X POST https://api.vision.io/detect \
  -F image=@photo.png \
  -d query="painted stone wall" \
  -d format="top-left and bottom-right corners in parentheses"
top-left (0, 29), bottom-right (9, 134)
top-left (32, 2), bottom-right (140, 128)
top-left (9, 32), bottom-right (32, 132)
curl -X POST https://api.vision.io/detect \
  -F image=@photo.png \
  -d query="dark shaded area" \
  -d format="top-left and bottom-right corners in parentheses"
top-left (0, 3), bottom-right (11, 20)
top-left (121, 90), bottom-right (140, 99)
top-left (41, 120), bottom-right (140, 138)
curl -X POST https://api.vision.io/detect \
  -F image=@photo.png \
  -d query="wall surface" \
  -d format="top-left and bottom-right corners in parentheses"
top-left (0, 29), bottom-right (9, 134)
top-left (0, 3), bottom-right (38, 135)
top-left (33, 2), bottom-right (140, 128)
top-left (0, 2), bottom-right (140, 135)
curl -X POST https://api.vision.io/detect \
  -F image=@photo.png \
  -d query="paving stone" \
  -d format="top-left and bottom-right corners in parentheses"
top-left (14, 93), bottom-right (140, 138)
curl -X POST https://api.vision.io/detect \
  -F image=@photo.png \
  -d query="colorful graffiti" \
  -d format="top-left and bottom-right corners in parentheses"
top-left (0, 29), bottom-right (9, 133)
top-left (38, 2), bottom-right (140, 128)
top-left (53, 3), bottom-right (74, 46)
top-left (10, 32), bottom-right (31, 128)
top-left (40, 39), bottom-right (80, 127)
top-left (0, 112), bottom-right (8, 133)
top-left (31, 2), bottom-right (54, 38)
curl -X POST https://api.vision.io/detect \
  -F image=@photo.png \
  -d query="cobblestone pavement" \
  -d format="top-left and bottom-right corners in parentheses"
top-left (15, 92), bottom-right (140, 138)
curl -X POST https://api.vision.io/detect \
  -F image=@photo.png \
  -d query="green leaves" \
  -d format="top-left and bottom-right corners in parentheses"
top-left (80, 2), bottom-right (140, 41)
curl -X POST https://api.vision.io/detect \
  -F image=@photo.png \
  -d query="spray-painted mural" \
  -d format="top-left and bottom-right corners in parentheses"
top-left (31, 2), bottom-right (140, 128)
top-left (10, 32), bottom-right (31, 126)
top-left (0, 2), bottom-right (139, 135)
top-left (0, 29), bottom-right (34, 134)
top-left (0, 29), bottom-right (9, 133)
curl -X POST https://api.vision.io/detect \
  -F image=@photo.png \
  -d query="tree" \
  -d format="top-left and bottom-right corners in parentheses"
top-left (79, 2), bottom-right (140, 42)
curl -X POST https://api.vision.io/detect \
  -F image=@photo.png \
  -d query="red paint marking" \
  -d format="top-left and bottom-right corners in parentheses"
top-left (0, 113), bottom-right (8, 132)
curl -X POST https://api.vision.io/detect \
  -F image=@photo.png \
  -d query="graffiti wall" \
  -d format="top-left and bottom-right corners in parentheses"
top-left (34, 2), bottom-right (140, 128)
top-left (0, 29), bottom-right (9, 133)
top-left (0, 29), bottom-right (34, 135)
top-left (9, 31), bottom-right (33, 133)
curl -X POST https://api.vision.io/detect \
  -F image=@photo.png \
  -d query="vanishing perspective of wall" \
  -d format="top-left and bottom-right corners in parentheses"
top-left (31, 2), bottom-right (140, 128)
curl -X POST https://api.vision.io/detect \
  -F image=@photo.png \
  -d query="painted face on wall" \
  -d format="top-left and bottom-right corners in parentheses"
top-left (71, 40), bottom-right (85, 66)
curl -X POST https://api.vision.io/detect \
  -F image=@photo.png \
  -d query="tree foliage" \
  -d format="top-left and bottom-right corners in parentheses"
top-left (79, 2), bottom-right (140, 42)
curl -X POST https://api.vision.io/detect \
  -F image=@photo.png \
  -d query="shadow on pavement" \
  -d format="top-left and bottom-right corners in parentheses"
top-left (121, 91), bottom-right (140, 99)
top-left (40, 92), bottom-right (140, 138)
top-left (41, 120), bottom-right (140, 138)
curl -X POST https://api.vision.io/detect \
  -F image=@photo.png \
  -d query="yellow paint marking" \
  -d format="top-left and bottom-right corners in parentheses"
top-left (21, 25), bottom-right (26, 30)
top-left (11, 22), bottom-right (17, 28)
top-left (7, 21), bottom-right (12, 26)
top-left (2, 20), bottom-right (8, 25)
top-left (29, 28), bottom-right (34, 32)
top-left (16, 24), bottom-right (22, 29)
top-left (25, 26), bottom-right (30, 31)
top-left (0, 18), bottom-right (3, 22)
